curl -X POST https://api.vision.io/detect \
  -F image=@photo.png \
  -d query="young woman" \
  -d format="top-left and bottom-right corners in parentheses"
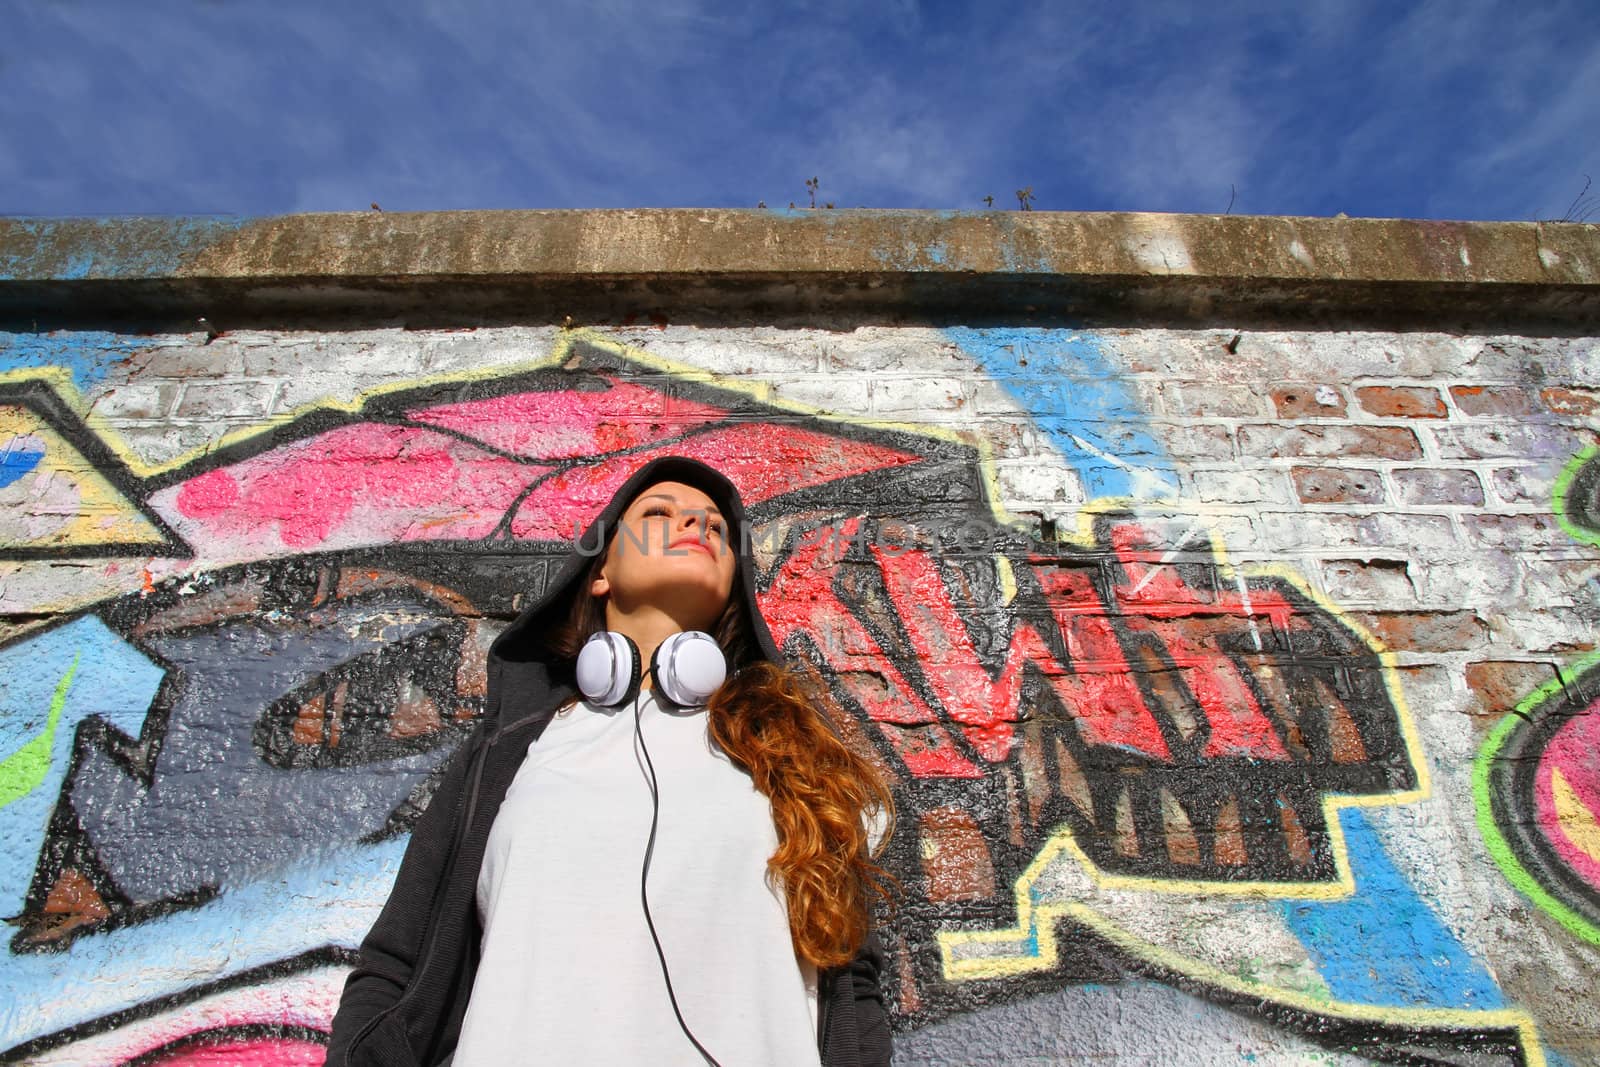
top-left (326, 456), bottom-right (895, 1067)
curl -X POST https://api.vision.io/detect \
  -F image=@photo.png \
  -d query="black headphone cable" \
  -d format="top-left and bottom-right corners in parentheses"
top-left (634, 687), bottom-right (726, 1067)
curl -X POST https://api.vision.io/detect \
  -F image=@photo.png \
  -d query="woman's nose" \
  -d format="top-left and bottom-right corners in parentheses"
top-left (672, 511), bottom-right (701, 539)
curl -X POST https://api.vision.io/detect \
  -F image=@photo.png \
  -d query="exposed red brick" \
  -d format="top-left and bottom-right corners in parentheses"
top-left (1543, 387), bottom-right (1600, 417)
top-left (1237, 425), bottom-right (1421, 460)
top-left (1464, 660), bottom-right (1558, 718)
top-left (1321, 558), bottom-right (1414, 601)
top-left (389, 685), bottom-right (444, 739)
top-left (455, 618), bottom-right (494, 698)
top-left (21, 868), bottom-right (113, 946)
top-left (1326, 699), bottom-right (1368, 763)
top-left (919, 806), bottom-right (997, 902)
top-left (1053, 738), bottom-right (1093, 818)
top-left (291, 693), bottom-right (326, 746)
top-left (130, 577), bottom-right (267, 637)
top-left (1159, 789), bottom-right (1201, 865)
top-left (1214, 799), bottom-right (1247, 866)
top-left (43, 868), bottom-right (110, 923)
top-left (1391, 664), bottom-right (1454, 690)
top-left (1450, 384), bottom-right (1537, 417)
top-left (1355, 385), bottom-right (1447, 418)
top-left (1391, 467), bottom-right (1485, 506)
top-left (1112, 789), bottom-right (1139, 857)
top-left (1291, 466), bottom-right (1386, 504)
top-left (1353, 610), bottom-right (1487, 652)
top-left (1278, 796), bottom-right (1311, 867)
top-left (1271, 385), bottom-right (1346, 418)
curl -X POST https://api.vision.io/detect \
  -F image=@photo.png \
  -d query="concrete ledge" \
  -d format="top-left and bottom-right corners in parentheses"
top-left (2, 210), bottom-right (1597, 330)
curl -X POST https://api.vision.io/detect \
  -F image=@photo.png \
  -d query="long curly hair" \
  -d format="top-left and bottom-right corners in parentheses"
top-left (550, 557), bottom-right (896, 970)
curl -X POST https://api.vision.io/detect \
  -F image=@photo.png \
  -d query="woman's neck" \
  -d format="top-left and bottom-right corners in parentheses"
top-left (602, 606), bottom-right (704, 688)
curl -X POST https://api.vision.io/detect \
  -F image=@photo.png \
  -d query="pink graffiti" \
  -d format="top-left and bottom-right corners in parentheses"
top-left (758, 517), bottom-right (984, 778)
top-left (1028, 560), bottom-right (1174, 758)
top-left (406, 378), bottom-right (728, 458)
top-left (161, 379), bottom-right (922, 554)
top-left (129, 1031), bottom-right (326, 1066)
top-left (1102, 524), bottom-right (1292, 761)
top-left (1534, 703), bottom-right (1600, 890)
top-left (508, 426), bottom-right (922, 540)
top-left (760, 515), bottom-right (1356, 779)
top-left (168, 425), bottom-right (546, 551)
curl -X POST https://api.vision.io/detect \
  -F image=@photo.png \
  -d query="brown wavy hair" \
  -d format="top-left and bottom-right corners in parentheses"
top-left (551, 557), bottom-right (896, 970)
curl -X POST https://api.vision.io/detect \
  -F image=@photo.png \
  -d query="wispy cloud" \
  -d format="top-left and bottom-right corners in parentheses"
top-left (0, 0), bottom-right (1594, 220)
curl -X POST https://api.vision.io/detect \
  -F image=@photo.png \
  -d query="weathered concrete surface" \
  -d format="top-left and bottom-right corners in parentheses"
top-left (2, 210), bottom-right (1597, 328)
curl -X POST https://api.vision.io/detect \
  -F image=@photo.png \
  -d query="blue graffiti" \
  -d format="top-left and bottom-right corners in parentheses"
top-left (945, 327), bottom-right (1179, 501)
top-left (0, 441), bottom-right (44, 488)
top-left (0, 836), bottom-right (406, 1051)
top-left (1281, 808), bottom-right (1505, 1011)
top-left (72, 603), bottom-right (455, 904)
top-left (0, 217), bottom-right (251, 282)
top-left (0, 617), bottom-right (164, 920)
top-left (0, 331), bottom-right (176, 393)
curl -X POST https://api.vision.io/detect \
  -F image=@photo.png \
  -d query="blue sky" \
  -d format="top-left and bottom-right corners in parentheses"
top-left (2, 0), bottom-right (1596, 222)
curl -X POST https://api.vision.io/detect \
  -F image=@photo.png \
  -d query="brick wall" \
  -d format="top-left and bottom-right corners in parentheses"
top-left (2, 212), bottom-right (1598, 1066)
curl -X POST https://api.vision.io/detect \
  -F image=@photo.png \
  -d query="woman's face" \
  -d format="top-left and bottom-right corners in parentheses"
top-left (591, 480), bottom-right (738, 630)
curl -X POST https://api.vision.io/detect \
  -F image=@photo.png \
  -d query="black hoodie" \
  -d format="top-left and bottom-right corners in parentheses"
top-left (325, 456), bottom-right (891, 1067)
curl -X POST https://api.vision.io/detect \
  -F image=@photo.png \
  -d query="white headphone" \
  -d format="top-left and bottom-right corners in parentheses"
top-left (575, 630), bottom-right (728, 709)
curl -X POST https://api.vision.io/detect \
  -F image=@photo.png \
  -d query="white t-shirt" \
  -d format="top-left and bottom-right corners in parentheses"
top-left (452, 692), bottom-right (822, 1067)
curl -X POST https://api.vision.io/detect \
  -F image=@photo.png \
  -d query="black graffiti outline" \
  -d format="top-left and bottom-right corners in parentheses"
top-left (891, 913), bottom-right (1533, 1066)
top-left (10, 558), bottom-right (480, 954)
top-left (0, 378), bottom-right (188, 560)
top-left (0, 946), bottom-right (355, 1061)
top-left (1, 341), bottom-right (1492, 1063)
top-left (1483, 665), bottom-right (1600, 933)
top-left (1556, 445), bottom-right (1600, 544)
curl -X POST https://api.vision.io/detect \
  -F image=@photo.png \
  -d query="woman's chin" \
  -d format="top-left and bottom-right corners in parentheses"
top-left (617, 578), bottom-right (730, 629)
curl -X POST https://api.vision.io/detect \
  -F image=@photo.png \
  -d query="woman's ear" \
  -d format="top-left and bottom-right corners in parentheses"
top-left (590, 573), bottom-right (610, 598)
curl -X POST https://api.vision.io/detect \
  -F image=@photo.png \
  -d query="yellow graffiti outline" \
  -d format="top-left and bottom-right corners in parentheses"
top-left (946, 510), bottom-right (1433, 904)
top-left (0, 406), bottom-right (169, 549)
top-left (549, 336), bottom-right (1468, 1045)
top-left (919, 503), bottom-right (1534, 1054)
top-left (5, 330), bottom-right (1000, 476)
top-left (4, 333), bottom-right (1532, 1055)
top-left (0, 329), bottom-right (996, 613)
top-left (938, 867), bottom-right (1545, 1063)
top-left (0, 365), bottom-right (152, 468)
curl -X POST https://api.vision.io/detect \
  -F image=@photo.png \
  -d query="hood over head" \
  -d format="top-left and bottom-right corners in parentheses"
top-left (486, 456), bottom-right (781, 723)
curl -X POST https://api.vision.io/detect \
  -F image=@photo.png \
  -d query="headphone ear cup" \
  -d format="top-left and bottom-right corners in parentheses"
top-left (650, 631), bottom-right (728, 708)
top-left (576, 631), bottom-right (642, 707)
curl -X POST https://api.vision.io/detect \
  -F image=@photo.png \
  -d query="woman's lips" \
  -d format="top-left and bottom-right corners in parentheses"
top-left (668, 537), bottom-right (716, 556)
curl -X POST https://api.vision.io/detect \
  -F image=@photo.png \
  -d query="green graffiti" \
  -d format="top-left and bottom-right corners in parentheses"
top-left (1553, 444), bottom-right (1600, 548)
top-left (1473, 649), bottom-right (1600, 948)
top-left (0, 652), bottom-right (81, 810)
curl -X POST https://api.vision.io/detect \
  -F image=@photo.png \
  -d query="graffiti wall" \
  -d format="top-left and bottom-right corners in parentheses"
top-left (1, 322), bottom-right (1597, 1065)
